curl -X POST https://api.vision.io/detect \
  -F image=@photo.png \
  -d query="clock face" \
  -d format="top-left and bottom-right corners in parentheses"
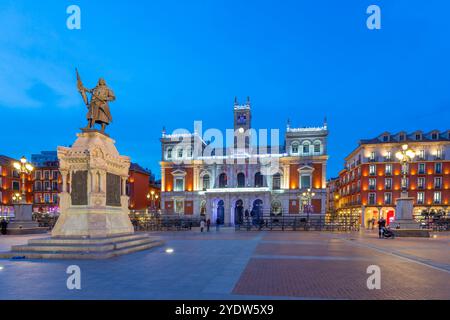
top-left (238, 127), bottom-right (245, 134)
top-left (237, 113), bottom-right (247, 125)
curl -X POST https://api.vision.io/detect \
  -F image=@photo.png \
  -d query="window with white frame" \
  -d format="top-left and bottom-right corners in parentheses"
top-left (369, 165), bottom-right (376, 176)
top-left (300, 174), bottom-right (311, 189)
top-left (418, 150), bottom-right (425, 160)
top-left (417, 177), bottom-right (425, 189)
top-left (177, 148), bottom-right (183, 159)
top-left (175, 199), bottom-right (184, 214)
top-left (202, 175), bottom-right (210, 190)
top-left (385, 178), bottom-right (392, 190)
top-left (435, 163), bottom-right (442, 174)
top-left (434, 177), bottom-right (442, 189)
top-left (384, 192), bottom-right (392, 205)
top-left (166, 148), bottom-right (173, 160)
top-left (385, 164), bottom-right (392, 175)
top-left (291, 142), bottom-right (299, 154)
top-left (313, 142), bottom-right (321, 154)
top-left (368, 193), bottom-right (376, 205)
top-left (433, 191), bottom-right (441, 204)
top-left (369, 178), bottom-right (376, 190)
top-left (302, 142), bottom-right (310, 155)
top-left (418, 163), bottom-right (425, 174)
top-left (174, 178), bottom-right (184, 191)
top-left (417, 192), bottom-right (424, 204)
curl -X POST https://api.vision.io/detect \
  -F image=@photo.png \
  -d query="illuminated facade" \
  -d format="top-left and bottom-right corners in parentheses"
top-left (160, 98), bottom-right (328, 224)
top-left (0, 155), bottom-right (33, 218)
top-left (336, 130), bottom-right (450, 227)
top-left (31, 151), bottom-right (61, 214)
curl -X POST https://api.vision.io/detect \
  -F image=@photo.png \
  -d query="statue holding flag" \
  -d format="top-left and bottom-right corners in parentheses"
top-left (76, 69), bottom-right (116, 133)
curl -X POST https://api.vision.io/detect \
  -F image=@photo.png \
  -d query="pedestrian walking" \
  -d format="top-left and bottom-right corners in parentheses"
top-left (200, 220), bottom-right (205, 233)
top-left (206, 218), bottom-right (211, 232)
top-left (0, 219), bottom-right (8, 235)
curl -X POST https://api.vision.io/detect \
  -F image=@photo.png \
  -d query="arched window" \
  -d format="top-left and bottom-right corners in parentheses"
top-left (167, 148), bottom-right (173, 160)
top-left (177, 148), bottom-right (183, 158)
top-left (291, 142), bottom-right (299, 154)
top-left (254, 172), bottom-right (263, 188)
top-left (237, 172), bottom-right (245, 188)
top-left (272, 173), bottom-right (281, 190)
top-left (314, 141), bottom-right (321, 154)
top-left (202, 175), bottom-right (210, 190)
top-left (302, 142), bottom-right (310, 155)
top-left (218, 173), bottom-right (227, 188)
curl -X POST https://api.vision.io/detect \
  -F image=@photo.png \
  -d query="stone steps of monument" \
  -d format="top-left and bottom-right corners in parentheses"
top-left (28, 234), bottom-right (150, 246)
top-left (0, 240), bottom-right (164, 260)
top-left (11, 237), bottom-right (158, 253)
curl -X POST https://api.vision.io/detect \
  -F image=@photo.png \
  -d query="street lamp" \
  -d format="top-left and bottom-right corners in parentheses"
top-left (12, 156), bottom-right (34, 203)
top-left (301, 188), bottom-right (315, 221)
top-left (147, 190), bottom-right (157, 213)
top-left (395, 144), bottom-right (415, 196)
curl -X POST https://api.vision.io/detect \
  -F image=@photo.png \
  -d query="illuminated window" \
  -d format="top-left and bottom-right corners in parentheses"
top-left (434, 177), bottom-right (442, 189)
top-left (385, 164), bottom-right (392, 175)
top-left (384, 193), bottom-right (392, 205)
top-left (202, 175), bottom-right (210, 191)
top-left (433, 191), bottom-right (441, 204)
top-left (385, 178), bottom-right (392, 190)
top-left (417, 192), bottom-right (424, 204)
top-left (417, 177), bottom-right (425, 189)
top-left (300, 175), bottom-right (311, 189)
top-left (369, 165), bottom-right (376, 176)
top-left (369, 178), bottom-right (376, 190)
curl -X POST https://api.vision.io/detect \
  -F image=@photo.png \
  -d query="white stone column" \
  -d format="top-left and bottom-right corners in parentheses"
top-left (161, 167), bottom-right (165, 192)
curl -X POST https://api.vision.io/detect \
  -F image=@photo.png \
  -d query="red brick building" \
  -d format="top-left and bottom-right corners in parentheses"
top-left (0, 155), bottom-right (33, 218)
top-left (127, 163), bottom-right (151, 211)
top-left (336, 130), bottom-right (450, 228)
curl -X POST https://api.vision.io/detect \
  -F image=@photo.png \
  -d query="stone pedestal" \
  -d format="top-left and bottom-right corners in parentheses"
top-left (7, 203), bottom-right (47, 235)
top-left (391, 192), bottom-right (421, 231)
top-left (1, 130), bottom-right (163, 259)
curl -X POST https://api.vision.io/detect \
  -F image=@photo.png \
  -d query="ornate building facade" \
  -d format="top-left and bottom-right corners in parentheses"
top-left (160, 99), bottom-right (328, 224)
top-left (336, 130), bottom-right (450, 228)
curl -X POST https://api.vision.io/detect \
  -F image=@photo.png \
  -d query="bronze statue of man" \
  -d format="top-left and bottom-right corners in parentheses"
top-left (76, 70), bottom-right (115, 133)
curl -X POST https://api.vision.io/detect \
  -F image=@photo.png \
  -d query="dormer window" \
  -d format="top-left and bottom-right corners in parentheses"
top-left (399, 134), bottom-right (405, 141)
top-left (383, 135), bottom-right (389, 142)
top-left (415, 134), bottom-right (421, 140)
top-left (432, 132), bottom-right (438, 140)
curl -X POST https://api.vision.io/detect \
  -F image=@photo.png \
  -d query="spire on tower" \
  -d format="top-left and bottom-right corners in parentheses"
top-left (234, 96), bottom-right (239, 106)
top-left (246, 96), bottom-right (251, 106)
top-left (287, 118), bottom-right (291, 129)
top-left (323, 116), bottom-right (328, 129)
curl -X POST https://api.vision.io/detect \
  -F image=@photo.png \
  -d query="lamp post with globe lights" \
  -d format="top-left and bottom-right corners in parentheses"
top-left (12, 156), bottom-right (34, 203)
top-left (8, 156), bottom-right (45, 234)
top-left (301, 188), bottom-right (315, 222)
top-left (395, 144), bottom-right (415, 197)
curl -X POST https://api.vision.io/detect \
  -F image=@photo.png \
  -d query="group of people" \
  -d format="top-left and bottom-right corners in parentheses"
top-left (199, 218), bottom-right (221, 233)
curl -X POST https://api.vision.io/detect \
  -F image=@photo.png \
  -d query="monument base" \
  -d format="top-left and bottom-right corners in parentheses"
top-left (0, 233), bottom-right (163, 259)
top-left (7, 204), bottom-right (47, 234)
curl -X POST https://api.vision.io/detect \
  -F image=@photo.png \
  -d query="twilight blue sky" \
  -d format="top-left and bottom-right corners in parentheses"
top-left (0, 0), bottom-right (449, 179)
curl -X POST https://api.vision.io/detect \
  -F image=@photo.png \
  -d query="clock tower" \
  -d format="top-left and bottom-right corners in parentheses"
top-left (233, 97), bottom-right (252, 149)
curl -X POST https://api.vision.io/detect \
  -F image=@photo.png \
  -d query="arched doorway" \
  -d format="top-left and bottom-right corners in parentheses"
top-left (234, 199), bottom-right (244, 225)
top-left (237, 173), bottom-right (245, 188)
top-left (217, 200), bottom-right (225, 225)
top-left (251, 199), bottom-right (263, 225)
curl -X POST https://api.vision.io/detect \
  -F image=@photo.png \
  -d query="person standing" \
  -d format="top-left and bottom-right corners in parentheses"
top-left (200, 220), bottom-right (205, 233)
top-left (206, 218), bottom-right (211, 232)
top-left (216, 217), bottom-right (220, 231)
top-left (378, 217), bottom-right (386, 238)
top-left (0, 219), bottom-right (8, 235)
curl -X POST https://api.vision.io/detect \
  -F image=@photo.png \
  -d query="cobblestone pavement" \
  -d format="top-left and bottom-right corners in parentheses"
top-left (0, 229), bottom-right (449, 299)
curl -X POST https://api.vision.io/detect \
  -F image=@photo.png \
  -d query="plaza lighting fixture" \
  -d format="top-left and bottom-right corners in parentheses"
top-left (395, 144), bottom-right (415, 194)
top-left (0, 266), bottom-right (4, 271)
top-left (165, 248), bottom-right (174, 254)
top-left (301, 188), bottom-right (315, 221)
top-left (12, 156), bottom-right (34, 203)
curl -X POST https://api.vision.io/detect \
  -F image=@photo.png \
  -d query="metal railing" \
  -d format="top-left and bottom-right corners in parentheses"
top-left (235, 213), bottom-right (360, 232)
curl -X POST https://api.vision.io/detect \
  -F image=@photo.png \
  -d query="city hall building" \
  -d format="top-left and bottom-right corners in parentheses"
top-left (159, 98), bottom-right (328, 224)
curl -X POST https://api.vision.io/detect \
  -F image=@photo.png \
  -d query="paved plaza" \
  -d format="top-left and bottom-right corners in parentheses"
top-left (0, 229), bottom-right (449, 300)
